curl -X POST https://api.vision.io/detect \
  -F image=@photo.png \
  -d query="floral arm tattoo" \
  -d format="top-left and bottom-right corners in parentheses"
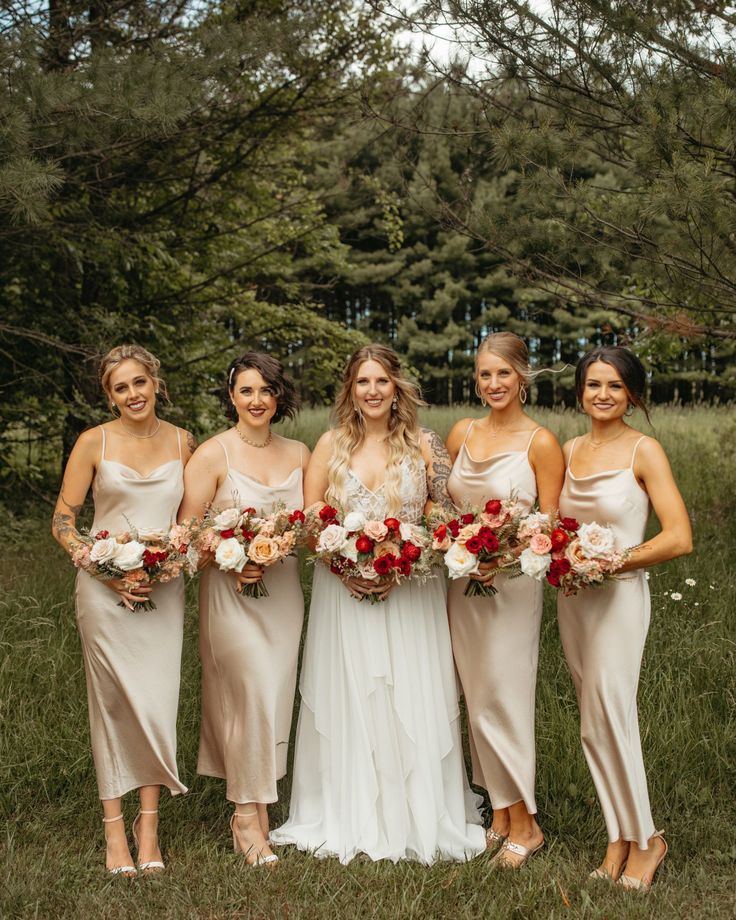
top-left (422, 428), bottom-right (454, 511)
top-left (186, 431), bottom-right (198, 455)
top-left (52, 493), bottom-right (85, 551)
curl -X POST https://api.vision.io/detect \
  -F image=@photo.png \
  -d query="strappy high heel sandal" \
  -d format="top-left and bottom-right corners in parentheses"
top-left (102, 814), bottom-right (137, 877)
top-left (617, 831), bottom-right (668, 892)
top-left (132, 809), bottom-right (165, 873)
top-left (589, 842), bottom-right (629, 882)
top-left (492, 837), bottom-right (544, 869)
top-left (485, 827), bottom-right (507, 853)
top-left (231, 810), bottom-right (278, 867)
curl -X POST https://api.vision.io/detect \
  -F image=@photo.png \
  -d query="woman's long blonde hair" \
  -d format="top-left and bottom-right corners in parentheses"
top-left (326, 344), bottom-right (424, 516)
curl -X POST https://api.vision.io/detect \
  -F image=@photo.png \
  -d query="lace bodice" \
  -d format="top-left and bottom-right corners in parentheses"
top-left (345, 457), bottom-right (427, 524)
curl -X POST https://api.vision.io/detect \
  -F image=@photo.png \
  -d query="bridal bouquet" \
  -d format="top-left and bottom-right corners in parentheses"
top-left (71, 521), bottom-right (200, 611)
top-left (430, 498), bottom-right (525, 597)
top-left (517, 514), bottom-right (629, 595)
top-left (197, 504), bottom-right (307, 598)
top-left (309, 505), bottom-right (433, 603)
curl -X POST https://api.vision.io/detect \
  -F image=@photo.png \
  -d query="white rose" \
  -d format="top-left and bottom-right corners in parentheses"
top-left (112, 540), bottom-right (146, 572)
top-left (343, 511), bottom-right (367, 533)
top-left (357, 561), bottom-right (380, 581)
top-left (342, 536), bottom-right (359, 563)
top-left (444, 541), bottom-right (481, 579)
top-left (89, 537), bottom-right (117, 564)
top-left (520, 547), bottom-right (551, 581)
top-left (213, 507), bottom-right (242, 531)
top-left (316, 523), bottom-right (349, 555)
top-left (577, 522), bottom-right (617, 560)
top-left (399, 521), bottom-right (418, 543)
top-left (215, 537), bottom-right (247, 572)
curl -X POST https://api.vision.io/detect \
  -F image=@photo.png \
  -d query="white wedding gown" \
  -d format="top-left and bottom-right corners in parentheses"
top-left (270, 458), bottom-right (485, 864)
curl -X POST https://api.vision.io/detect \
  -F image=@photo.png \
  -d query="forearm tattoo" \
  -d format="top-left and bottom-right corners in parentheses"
top-left (422, 428), bottom-right (454, 510)
top-left (186, 431), bottom-right (199, 455)
top-left (53, 494), bottom-right (84, 545)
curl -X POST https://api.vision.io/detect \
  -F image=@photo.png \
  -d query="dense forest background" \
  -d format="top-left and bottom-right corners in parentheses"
top-left (2, 1), bottom-right (735, 495)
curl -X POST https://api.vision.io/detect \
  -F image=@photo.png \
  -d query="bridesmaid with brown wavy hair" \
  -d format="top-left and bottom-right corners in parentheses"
top-left (52, 344), bottom-right (196, 876)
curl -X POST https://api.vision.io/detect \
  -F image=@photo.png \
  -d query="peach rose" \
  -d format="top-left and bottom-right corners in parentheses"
top-left (529, 533), bottom-right (553, 555)
top-left (247, 534), bottom-right (281, 566)
top-left (565, 538), bottom-right (599, 575)
top-left (481, 510), bottom-right (509, 529)
top-left (277, 531), bottom-right (296, 556)
top-left (364, 520), bottom-right (389, 542)
top-left (457, 523), bottom-right (481, 542)
top-left (433, 534), bottom-right (452, 552)
top-left (375, 540), bottom-right (401, 558)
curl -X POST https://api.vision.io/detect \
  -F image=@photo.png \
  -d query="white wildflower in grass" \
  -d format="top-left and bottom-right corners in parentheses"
top-left (694, 602), bottom-right (700, 607)
top-left (644, 571), bottom-right (650, 580)
top-left (670, 592), bottom-right (683, 601)
top-left (685, 578), bottom-right (696, 586)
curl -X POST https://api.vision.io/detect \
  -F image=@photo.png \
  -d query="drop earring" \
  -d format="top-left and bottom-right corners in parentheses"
top-left (391, 396), bottom-right (399, 412)
top-left (474, 383), bottom-right (487, 408)
top-left (519, 384), bottom-right (528, 404)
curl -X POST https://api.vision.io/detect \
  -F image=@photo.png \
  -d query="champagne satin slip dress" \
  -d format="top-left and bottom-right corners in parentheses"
top-left (447, 423), bottom-right (544, 814)
top-left (197, 438), bottom-right (304, 804)
top-left (74, 426), bottom-right (187, 800)
top-left (557, 436), bottom-right (656, 847)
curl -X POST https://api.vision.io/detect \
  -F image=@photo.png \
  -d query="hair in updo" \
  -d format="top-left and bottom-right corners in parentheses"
top-left (223, 351), bottom-right (299, 424)
top-left (575, 346), bottom-right (650, 422)
top-left (98, 344), bottom-right (167, 411)
top-left (476, 332), bottom-right (531, 386)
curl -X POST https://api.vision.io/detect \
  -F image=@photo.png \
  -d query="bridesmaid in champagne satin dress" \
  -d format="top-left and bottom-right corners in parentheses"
top-left (52, 345), bottom-right (195, 875)
top-left (558, 347), bottom-right (691, 889)
top-left (446, 333), bottom-right (564, 868)
top-left (179, 351), bottom-right (309, 866)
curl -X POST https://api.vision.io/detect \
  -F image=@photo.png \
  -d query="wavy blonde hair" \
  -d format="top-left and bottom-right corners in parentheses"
top-left (326, 344), bottom-right (424, 516)
top-left (476, 332), bottom-right (531, 388)
top-left (99, 344), bottom-right (167, 411)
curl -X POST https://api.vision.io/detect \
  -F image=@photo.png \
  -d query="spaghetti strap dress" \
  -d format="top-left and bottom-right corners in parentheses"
top-left (447, 424), bottom-right (544, 814)
top-left (74, 426), bottom-right (187, 800)
top-left (197, 438), bottom-right (304, 804)
top-left (557, 436), bottom-right (656, 847)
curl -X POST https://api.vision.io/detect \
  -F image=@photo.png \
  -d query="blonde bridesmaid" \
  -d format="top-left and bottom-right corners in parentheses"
top-left (446, 332), bottom-right (565, 867)
top-left (52, 345), bottom-right (196, 875)
top-left (558, 346), bottom-right (691, 889)
top-left (178, 351), bottom-right (309, 866)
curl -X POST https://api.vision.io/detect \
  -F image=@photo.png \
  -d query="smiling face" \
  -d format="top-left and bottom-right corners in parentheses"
top-left (581, 360), bottom-right (630, 420)
top-left (476, 350), bottom-right (524, 410)
top-left (107, 359), bottom-right (158, 423)
top-left (231, 367), bottom-right (277, 429)
top-left (352, 358), bottom-right (396, 423)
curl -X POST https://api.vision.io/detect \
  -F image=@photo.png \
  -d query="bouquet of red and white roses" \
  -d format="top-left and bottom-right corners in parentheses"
top-left (197, 504), bottom-right (307, 598)
top-left (71, 521), bottom-right (200, 611)
top-left (430, 498), bottom-right (525, 597)
top-left (517, 513), bottom-right (629, 595)
top-left (309, 504), bottom-right (434, 603)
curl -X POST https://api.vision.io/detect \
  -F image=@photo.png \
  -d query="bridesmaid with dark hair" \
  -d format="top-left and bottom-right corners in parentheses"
top-left (558, 346), bottom-right (692, 890)
top-left (178, 351), bottom-right (309, 867)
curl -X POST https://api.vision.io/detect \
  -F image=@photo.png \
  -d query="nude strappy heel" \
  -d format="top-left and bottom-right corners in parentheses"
top-left (485, 827), bottom-right (507, 853)
top-left (102, 814), bottom-right (137, 877)
top-left (132, 809), bottom-right (165, 873)
top-left (230, 810), bottom-right (278, 867)
top-left (617, 831), bottom-right (668, 892)
top-left (492, 837), bottom-right (544, 868)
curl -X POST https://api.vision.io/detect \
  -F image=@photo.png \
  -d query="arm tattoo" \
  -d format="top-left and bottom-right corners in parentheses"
top-left (422, 428), bottom-right (453, 510)
top-left (53, 494), bottom-right (84, 542)
top-left (186, 431), bottom-right (199, 455)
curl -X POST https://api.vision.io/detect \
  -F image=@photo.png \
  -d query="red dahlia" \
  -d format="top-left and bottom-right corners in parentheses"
top-left (460, 513), bottom-right (475, 525)
top-left (373, 555), bottom-right (396, 576)
top-left (433, 524), bottom-right (447, 541)
top-left (550, 528), bottom-right (570, 551)
top-left (401, 542), bottom-right (421, 562)
top-left (484, 499), bottom-right (502, 515)
top-left (465, 535), bottom-right (483, 554)
top-left (447, 519), bottom-right (460, 538)
top-left (559, 517), bottom-right (580, 532)
top-left (288, 510), bottom-right (306, 524)
top-left (319, 505), bottom-right (339, 522)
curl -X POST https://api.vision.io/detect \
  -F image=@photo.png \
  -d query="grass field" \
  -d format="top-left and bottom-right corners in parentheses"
top-left (1, 406), bottom-right (735, 919)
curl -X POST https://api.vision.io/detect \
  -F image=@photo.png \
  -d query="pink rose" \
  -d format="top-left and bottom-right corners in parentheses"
top-left (363, 520), bottom-right (389, 542)
top-left (529, 533), bottom-right (553, 555)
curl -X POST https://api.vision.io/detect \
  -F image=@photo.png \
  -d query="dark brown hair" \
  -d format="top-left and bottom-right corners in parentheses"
top-left (223, 351), bottom-right (299, 424)
top-left (575, 346), bottom-right (650, 422)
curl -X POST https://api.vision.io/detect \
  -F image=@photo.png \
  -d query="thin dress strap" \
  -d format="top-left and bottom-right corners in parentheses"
top-left (216, 437), bottom-right (231, 470)
top-left (176, 428), bottom-right (183, 460)
top-left (525, 427), bottom-right (542, 453)
top-left (629, 436), bottom-right (646, 468)
top-left (567, 436), bottom-right (579, 470)
top-left (100, 426), bottom-right (107, 462)
top-left (461, 419), bottom-right (475, 448)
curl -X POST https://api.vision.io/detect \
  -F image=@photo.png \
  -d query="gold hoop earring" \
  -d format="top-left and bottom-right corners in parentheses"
top-left (519, 384), bottom-right (528, 404)
top-left (474, 382), bottom-right (487, 408)
top-left (109, 401), bottom-right (120, 416)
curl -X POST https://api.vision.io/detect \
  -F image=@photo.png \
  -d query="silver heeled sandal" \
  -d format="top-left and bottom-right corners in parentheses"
top-left (485, 827), bottom-right (507, 852)
top-left (617, 831), bottom-right (668, 892)
top-left (492, 837), bottom-right (544, 868)
top-left (132, 808), bottom-right (165, 873)
top-left (231, 810), bottom-right (278, 867)
top-left (103, 814), bottom-right (137, 877)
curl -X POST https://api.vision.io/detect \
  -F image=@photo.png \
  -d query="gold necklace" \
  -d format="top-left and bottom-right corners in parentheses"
top-left (119, 418), bottom-right (161, 440)
top-left (588, 428), bottom-right (628, 450)
top-left (236, 425), bottom-right (272, 449)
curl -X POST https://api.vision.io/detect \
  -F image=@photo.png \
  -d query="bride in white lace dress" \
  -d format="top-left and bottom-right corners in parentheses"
top-left (270, 345), bottom-right (485, 864)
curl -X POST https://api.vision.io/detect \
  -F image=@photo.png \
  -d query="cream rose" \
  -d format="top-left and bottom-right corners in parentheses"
top-left (89, 537), bottom-right (118, 564)
top-left (215, 537), bottom-right (247, 572)
top-left (341, 536), bottom-right (359, 563)
top-left (343, 510), bottom-right (367, 533)
top-left (565, 538), bottom-right (599, 575)
top-left (520, 547), bottom-right (551, 580)
top-left (277, 531), bottom-right (296, 556)
top-left (363, 520), bottom-right (388, 542)
top-left (457, 523), bottom-right (481, 543)
top-left (577, 522), bottom-right (617, 560)
top-left (213, 507), bottom-right (242, 531)
top-left (316, 523), bottom-right (349, 555)
top-left (357, 561), bottom-right (380, 581)
top-left (112, 539), bottom-right (146, 571)
top-left (247, 534), bottom-right (281, 566)
top-left (445, 541), bottom-right (481, 579)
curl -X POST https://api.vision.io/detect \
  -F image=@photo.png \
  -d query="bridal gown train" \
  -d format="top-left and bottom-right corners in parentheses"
top-left (270, 457), bottom-right (485, 864)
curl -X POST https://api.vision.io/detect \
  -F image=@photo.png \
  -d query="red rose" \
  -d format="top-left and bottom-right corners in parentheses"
top-left (373, 554), bottom-right (395, 576)
top-left (550, 528), bottom-right (570, 551)
top-left (559, 517), bottom-right (580, 532)
top-left (447, 519), bottom-right (460, 538)
top-left (241, 528), bottom-right (255, 540)
top-left (384, 517), bottom-right (400, 532)
top-left (401, 542), bottom-right (422, 562)
top-left (355, 535), bottom-right (374, 554)
top-left (433, 524), bottom-right (447, 541)
top-left (397, 558), bottom-right (412, 577)
top-left (319, 505), bottom-right (339, 522)
top-left (460, 513), bottom-right (475, 525)
top-left (550, 558), bottom-right (571, 576)
top-left (94, 530), bottom-right (110, 540)
top-left (546, 571), bottom-right (561, 587)
top-left (288, 510), bottom-right (306, 524)
top-left (482, 532), bottom-right (499, 552)
top-left (143, 549), bottom-right (168, 567)
top-left (484, 499), bottom-right (502, 515)
top-left (220, 529), bottom-right (235, 539)
top-left (241, 507), bottom-right (257, 515)
top-left (465, 535), bottom-right (483, 554)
